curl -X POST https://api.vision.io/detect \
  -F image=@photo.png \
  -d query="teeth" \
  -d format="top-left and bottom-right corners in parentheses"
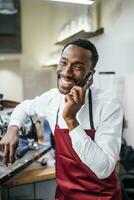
top-left (61, 79), bottom-right (70, 84)
top-left (60, 77), bottom-right (74, 86)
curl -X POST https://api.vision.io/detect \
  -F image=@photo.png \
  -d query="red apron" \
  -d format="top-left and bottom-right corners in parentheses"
top-left (54, 89), bottom-right (122, 200)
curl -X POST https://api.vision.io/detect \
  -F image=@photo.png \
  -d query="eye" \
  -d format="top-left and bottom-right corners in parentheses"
top-left (73, 65), bottom-right (82, 71)
top-left (59, 60), bottom-right (67, 66)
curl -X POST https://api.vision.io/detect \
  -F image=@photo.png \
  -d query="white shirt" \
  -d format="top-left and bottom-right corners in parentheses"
top-left (9, 86), bottom-right (123, 179)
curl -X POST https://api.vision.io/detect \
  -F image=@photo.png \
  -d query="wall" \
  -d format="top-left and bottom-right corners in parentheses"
top-left (0, 0), bottom-right (86, 101)
top-left (0, 59), bottom-right (22, 101)
top-left (91, 0), bottom-right (134, 147)
top-left (20, 0), bottom-right (88, 99)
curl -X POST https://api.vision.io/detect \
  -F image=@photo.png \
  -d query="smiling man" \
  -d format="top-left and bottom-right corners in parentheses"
top-left (0, 39), bottom-right (123, 200)
top-left (57, 43), bottom-right (95, 94)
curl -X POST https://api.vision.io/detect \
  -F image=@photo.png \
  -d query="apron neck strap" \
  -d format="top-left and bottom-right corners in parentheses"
top-left (88, 88), bottom-right (94, 130)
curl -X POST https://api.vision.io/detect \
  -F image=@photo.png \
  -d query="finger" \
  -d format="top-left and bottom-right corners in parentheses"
top-left (72, 86), bottom-right (85, 100)
top-left (66, 93), bottom-right (75, 104)
top-left (75, 80), bottom-right (90, 99)
top-left (9, 143), bottom-right (16, 164)
top-left (64, 94), bottom-right (73, 103)
top-left (0, 142), bottom-right (4, 152)
top-left (3, 143), bottom-right (9, 165)
top-left (70, 88), bottom-right (79, 104)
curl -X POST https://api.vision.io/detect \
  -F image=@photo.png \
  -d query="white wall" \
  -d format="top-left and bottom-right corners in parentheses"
top-left (0, 60), bottom-right (22, 102)
top-left (91, 0), bottom-right (134, 147)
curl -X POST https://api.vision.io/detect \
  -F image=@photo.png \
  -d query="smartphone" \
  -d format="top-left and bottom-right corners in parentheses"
top-left (77, 72), bottom-right (92, 87)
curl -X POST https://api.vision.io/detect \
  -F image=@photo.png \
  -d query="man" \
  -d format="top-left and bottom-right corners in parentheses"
top-left (0, 39), bottom-right (123, 199)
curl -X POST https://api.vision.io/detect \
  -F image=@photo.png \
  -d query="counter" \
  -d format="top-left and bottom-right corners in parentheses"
top-left (5, 153), bottom-right (55, 187)
top-left (1, 151), bottom-right (56, 200)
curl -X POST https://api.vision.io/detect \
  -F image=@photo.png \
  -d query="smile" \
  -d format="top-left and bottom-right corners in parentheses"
top-left (59, 75), bottom-right (76, 88)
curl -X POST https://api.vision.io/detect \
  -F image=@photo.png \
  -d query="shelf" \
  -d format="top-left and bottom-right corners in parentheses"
top-left (42, 59), bottom-right (58, 68)
top-left (42, 28), bottom-right (104, 68)
top-left (55, 27), bottom-right (104, 46)
top-left (1, 100), bottom-right (20, 108)
top-left (0, 53), bottom-right (21, 61)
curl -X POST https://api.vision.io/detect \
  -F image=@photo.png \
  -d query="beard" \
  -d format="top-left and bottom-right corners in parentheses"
top-left (57, 72), bottom-right (80, 95)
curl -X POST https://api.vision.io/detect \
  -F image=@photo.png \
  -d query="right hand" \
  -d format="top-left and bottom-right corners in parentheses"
top-left (0, 125), bottom-right (19, 165)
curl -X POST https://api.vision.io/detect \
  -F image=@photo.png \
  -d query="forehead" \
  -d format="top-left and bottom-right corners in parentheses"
top-left (61, 44), bottom-right (92, 62)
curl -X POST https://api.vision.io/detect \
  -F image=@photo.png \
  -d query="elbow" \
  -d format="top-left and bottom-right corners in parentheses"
top-left (95, 157), bottom-right (116, 179)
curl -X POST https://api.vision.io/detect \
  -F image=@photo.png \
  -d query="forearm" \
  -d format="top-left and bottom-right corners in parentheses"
top-left (9, 100), bottom-right (36, 128)
top-left (69, 126), bottom-right (118, 179)
top-left (64, 119), bottom-right (115, 179)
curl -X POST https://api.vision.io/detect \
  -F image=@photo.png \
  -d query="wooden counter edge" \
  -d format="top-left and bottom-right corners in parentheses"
top-left (4, 165), bottom-right (55, 187)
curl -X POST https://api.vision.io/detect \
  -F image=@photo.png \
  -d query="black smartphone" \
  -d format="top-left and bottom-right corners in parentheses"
top-left (77, 72), bottom-right (92, 87)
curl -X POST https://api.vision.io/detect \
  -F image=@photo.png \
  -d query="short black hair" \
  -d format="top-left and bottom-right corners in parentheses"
top-left (62, 38), bottom-right (99, 68)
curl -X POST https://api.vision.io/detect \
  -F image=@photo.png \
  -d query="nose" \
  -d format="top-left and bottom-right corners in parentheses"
top-left (63, 64), bottom-right (73, 76)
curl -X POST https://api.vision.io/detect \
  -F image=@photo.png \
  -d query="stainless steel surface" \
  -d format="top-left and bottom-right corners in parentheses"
top-left (0, 144), bottom-right (51, 185)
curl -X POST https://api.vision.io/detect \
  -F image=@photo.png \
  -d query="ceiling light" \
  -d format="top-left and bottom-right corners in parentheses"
top-left (51, 0), bottom-right (94, 5)
top-left (0, 0), bottom-right (17, 15)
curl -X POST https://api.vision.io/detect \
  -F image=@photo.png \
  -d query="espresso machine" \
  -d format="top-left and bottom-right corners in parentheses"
top-left (0, 100), bottom-right (51, 185)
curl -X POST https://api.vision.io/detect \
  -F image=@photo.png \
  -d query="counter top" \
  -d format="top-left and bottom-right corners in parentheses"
top-left (4, 151), bottom-right (56, 187)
